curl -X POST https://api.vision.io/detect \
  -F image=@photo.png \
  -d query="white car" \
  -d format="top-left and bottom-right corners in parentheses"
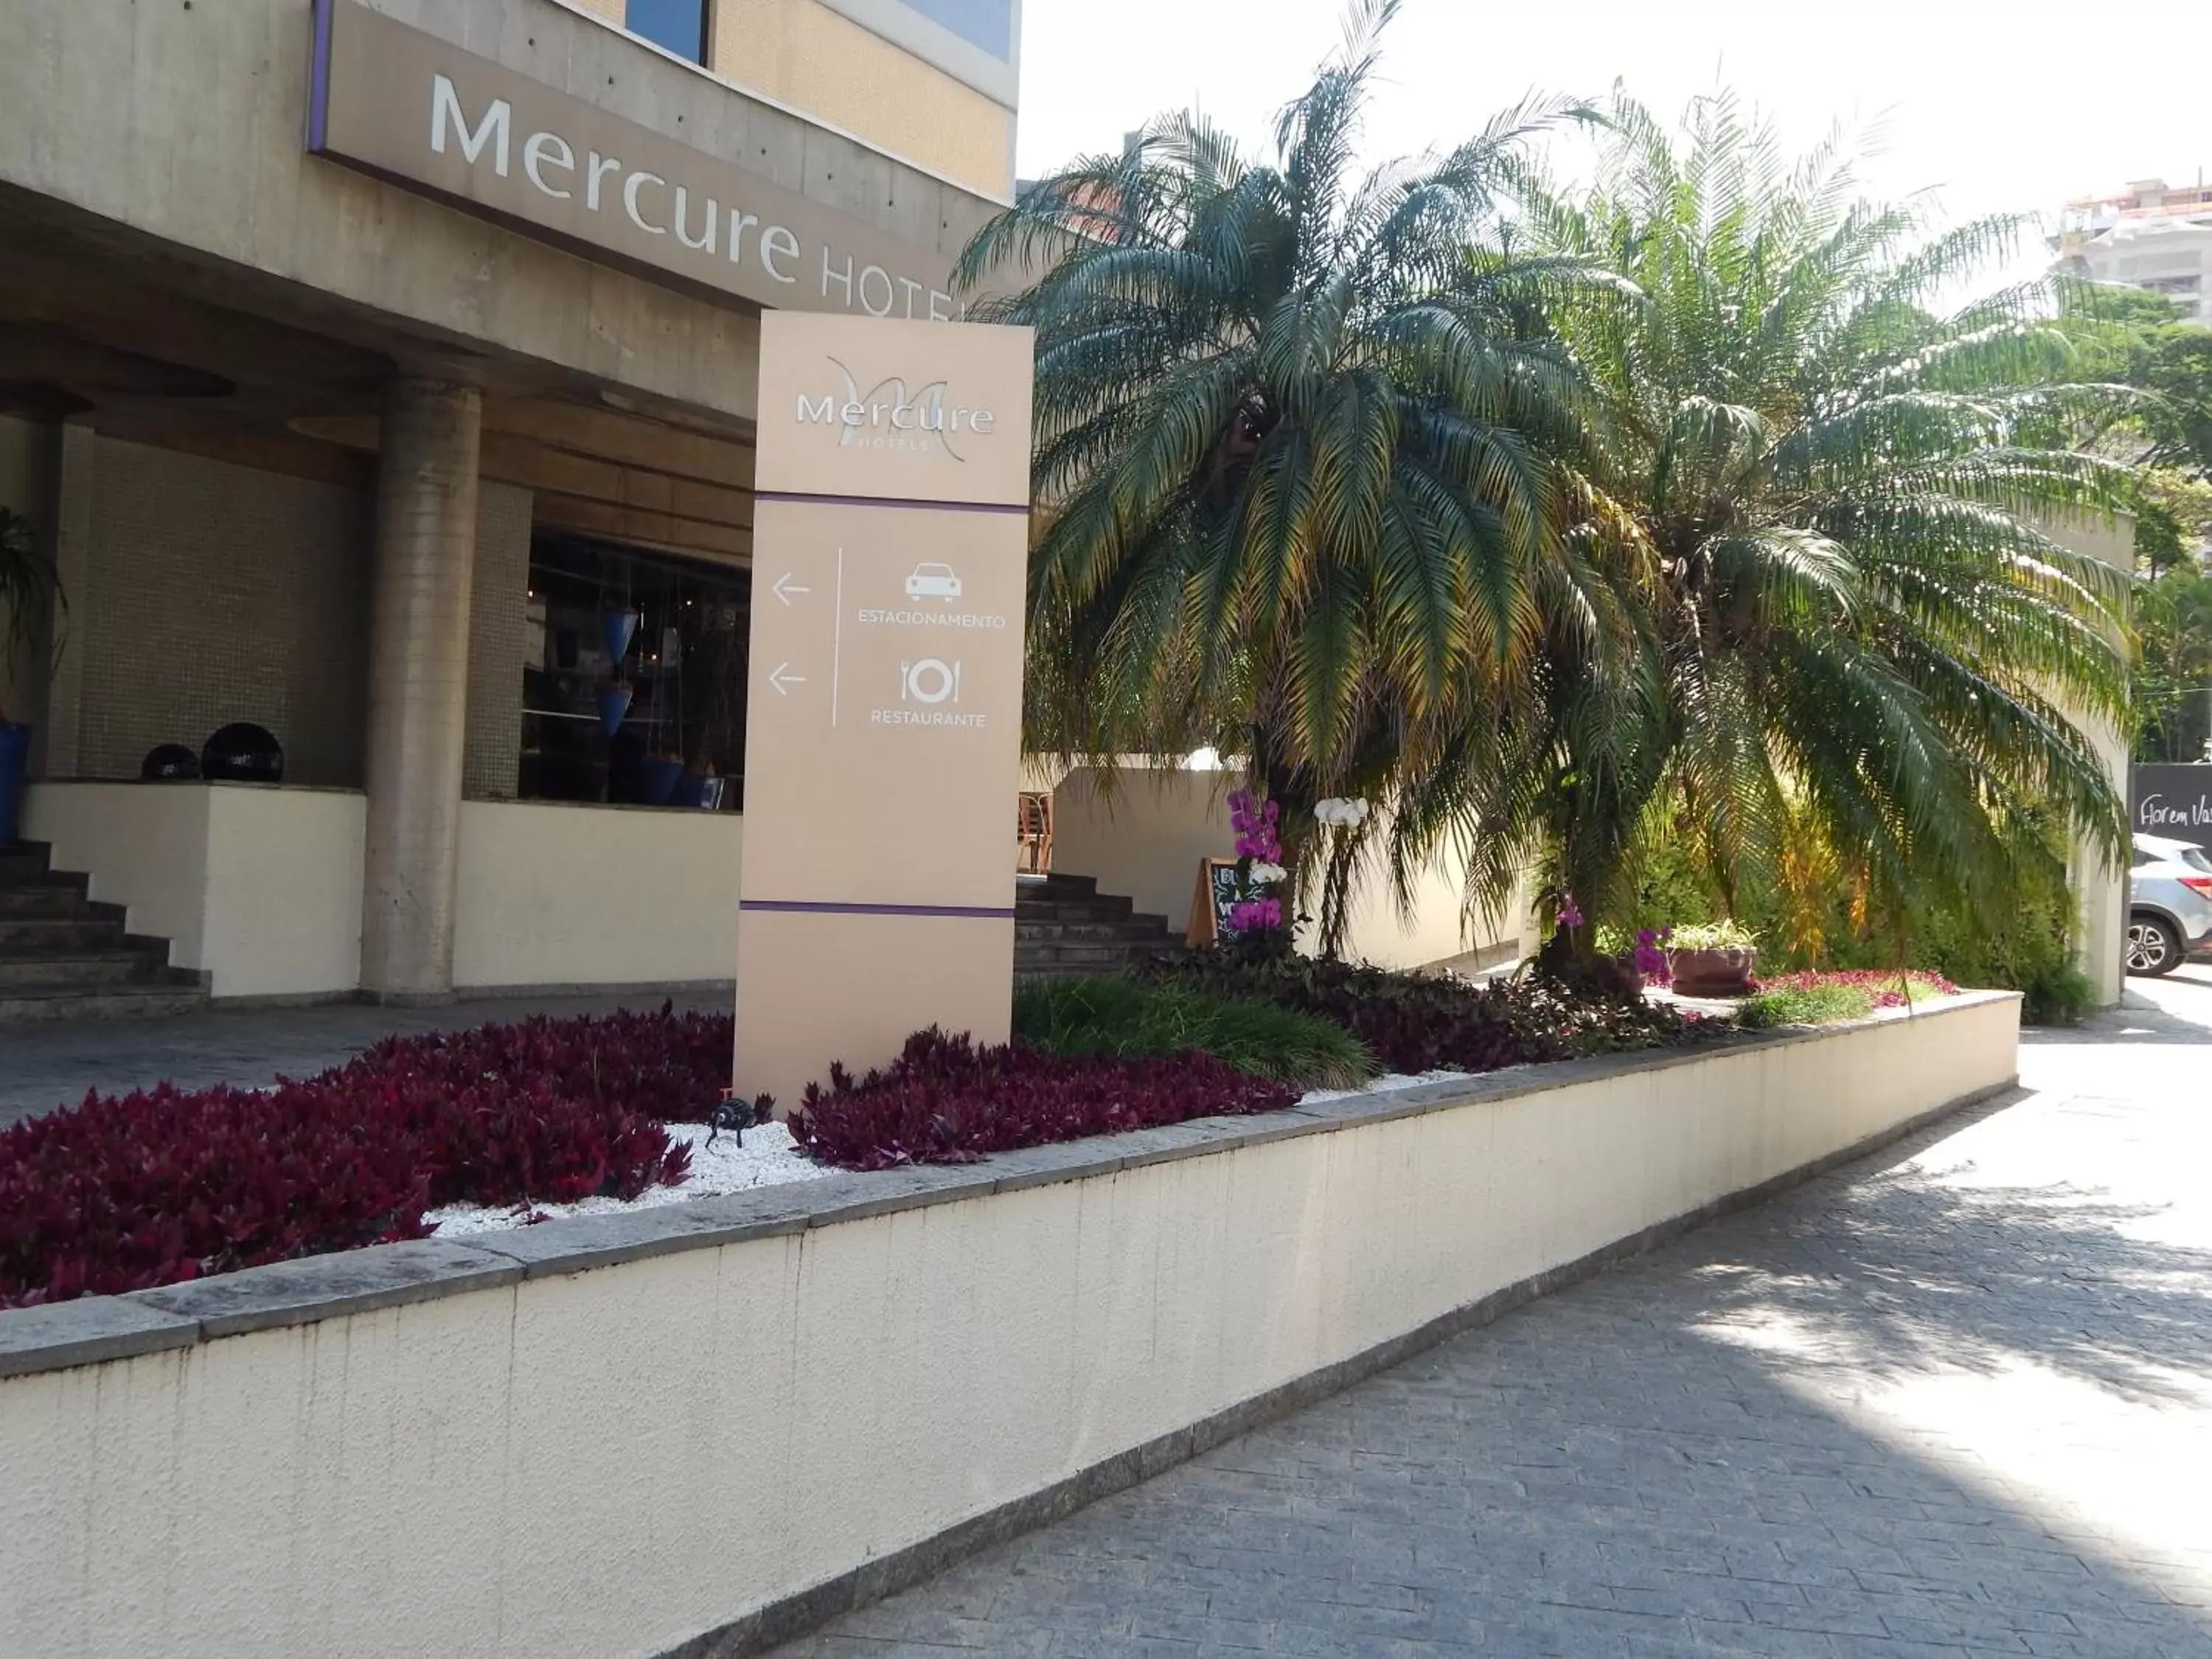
top-left (2128, 832), bottom-right (2212, 977)
top-left (905, 563), bottom-right (961, 600)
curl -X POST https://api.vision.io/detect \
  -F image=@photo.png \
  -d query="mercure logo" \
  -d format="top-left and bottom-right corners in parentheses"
top-left (794, 356), bottom-right (998, 461)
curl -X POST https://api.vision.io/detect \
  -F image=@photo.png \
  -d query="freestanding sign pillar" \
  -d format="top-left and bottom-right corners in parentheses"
top-left (736, 312), bottom-right (1035, 1108)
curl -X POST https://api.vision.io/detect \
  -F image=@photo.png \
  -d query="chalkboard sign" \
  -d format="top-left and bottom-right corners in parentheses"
top-left (1186, 858), bottom-right (1242, 946)
top-left (2133, 764), bottom-right (2212, 857)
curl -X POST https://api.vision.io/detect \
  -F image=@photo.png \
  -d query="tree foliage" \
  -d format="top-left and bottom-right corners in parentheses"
top-left (1429, 88), bottom-right (2135, 946)
top-left (956, 0), bottom-right (1605, 941)
top-left (966, 24), bottom-right (2139, 964)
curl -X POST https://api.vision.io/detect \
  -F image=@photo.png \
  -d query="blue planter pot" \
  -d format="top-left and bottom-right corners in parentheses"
top-left (602, 610), bottom-right (641, 668)
top-left (670, 771), bottom-right (711, 808)
top-left (641, 757), bottom-right (685, 805)
top-left (595, 686), bottom-right (633, 736)
top-left (0, 723), bottom-right (29, 846)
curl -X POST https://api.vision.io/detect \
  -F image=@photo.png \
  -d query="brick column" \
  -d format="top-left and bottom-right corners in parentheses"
top-left (360, 380), bottom-right (481, 1002)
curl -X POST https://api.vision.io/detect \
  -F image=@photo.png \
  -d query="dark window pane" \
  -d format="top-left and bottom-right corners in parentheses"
top-left (626, 0), bottom-right (706, 63)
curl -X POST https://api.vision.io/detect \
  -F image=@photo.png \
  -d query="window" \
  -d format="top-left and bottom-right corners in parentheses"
top-left (625, 0), bottom-right (709, 63)
top-left (898, 0), bottom-right (1015, 60)
top-left (521, 535), bottom-right (749, 810)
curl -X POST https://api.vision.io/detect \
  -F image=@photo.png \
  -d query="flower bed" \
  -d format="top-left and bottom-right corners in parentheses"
top-left (1752, 968), bottom-right (1959, 1008)
top-left (0, 1006), bottom-right (734, 1307)
top-left (1148, 952), bottom-right (1708, 1074)
top-left (4, 959), bottom-right (1739, 1307)
top-left (790, 1029), bottom-right (1301, 1169)
top-left (1738, 970), bottom-right (1961, 1029)
top-left (1, 1007), bottom-right (1310, 1307)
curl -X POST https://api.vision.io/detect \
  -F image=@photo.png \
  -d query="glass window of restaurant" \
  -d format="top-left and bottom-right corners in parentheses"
top-left (521, 535), bottom-right (749, 810)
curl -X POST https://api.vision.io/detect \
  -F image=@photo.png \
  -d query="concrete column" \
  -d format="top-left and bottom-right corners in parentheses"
top-left (35, 423), bottom-right (97, 779)
top-left (360, 380), bottom-right (481, 1002)
top-left (2073, 714), bottom-right (2132, 1008)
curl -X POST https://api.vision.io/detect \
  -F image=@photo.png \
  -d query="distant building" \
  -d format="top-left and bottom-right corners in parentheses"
top-left (2056, 177), bottom-right (2212, 324)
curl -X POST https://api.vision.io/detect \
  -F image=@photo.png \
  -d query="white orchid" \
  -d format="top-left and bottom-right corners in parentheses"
top-left (1247, 860), bottom-right (1288, 886)
top-left (1313, 797), bottom-right (1372, 828)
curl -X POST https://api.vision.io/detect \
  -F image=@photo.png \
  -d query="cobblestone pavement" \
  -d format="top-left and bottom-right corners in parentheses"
top-left (0, 990), bottom-right (729, 1129)
top-left (774, 966), bottom-right (2212, 1658)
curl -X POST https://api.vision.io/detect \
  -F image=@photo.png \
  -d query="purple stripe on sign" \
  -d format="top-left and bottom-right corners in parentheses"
top-left (754, 490), bottom-right (1029, 515)
top-left (307, 0), bottom-right (335, 153)
top-left (741, 900), bottom-right (1016, 919)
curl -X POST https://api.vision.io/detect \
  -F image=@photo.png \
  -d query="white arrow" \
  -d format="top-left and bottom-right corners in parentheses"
top-left (768, 663), bottom-right (805, 696)
top-left (771, 572), bottom-right (810, 606)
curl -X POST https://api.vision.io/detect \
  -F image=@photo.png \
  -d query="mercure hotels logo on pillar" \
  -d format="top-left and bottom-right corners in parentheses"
top-left (737, 312), bottom-right (1036, 1106)
top-left (796, 361), bottom-right (1000, 462)
top-left (759, 314), bottom-right (1034, 503)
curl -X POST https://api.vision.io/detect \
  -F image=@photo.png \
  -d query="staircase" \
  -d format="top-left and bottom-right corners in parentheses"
top-left (0, 843), bottom-right (209, 1023)
top-left (1015, 872), bottom-right (1183, 982)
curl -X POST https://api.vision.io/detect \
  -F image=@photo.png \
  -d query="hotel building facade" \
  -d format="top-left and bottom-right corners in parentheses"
top-left (0, 0), bottom-right (1034, 1009)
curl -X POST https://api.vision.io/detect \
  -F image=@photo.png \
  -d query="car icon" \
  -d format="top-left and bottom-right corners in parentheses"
top-left (905, 563), bottom-right (962, 600)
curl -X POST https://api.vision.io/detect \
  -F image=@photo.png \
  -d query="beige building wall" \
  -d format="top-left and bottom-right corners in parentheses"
top-left (23, 782), bottom-right (366, 998)
top-left (453, 799), bottom-right (741, 990)
top-left (72, 438), bottom-right (374, 787)
top-left (463, 481), bottom-right (533, 802)
top-left (707, 0), bottom-right (1015, 201)
top-left (1050, 767), bottom-right (1528, 971)
top-left (2042, 509), bottom-right (2136, 1007)
top-left (0, 0), bottom-right (1001, 428)
top-left (30, 441), bottom-right (532, 800)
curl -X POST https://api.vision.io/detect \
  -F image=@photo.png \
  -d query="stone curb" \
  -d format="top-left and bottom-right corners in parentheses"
top-left (0, 991), bottom-right (2020, 1380)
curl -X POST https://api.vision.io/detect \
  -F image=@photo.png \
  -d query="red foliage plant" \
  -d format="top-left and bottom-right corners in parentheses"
top-left (789, 1028), bottom-right (1301, 1170)
top-left (0, 1006), bottom-right (732, 1309)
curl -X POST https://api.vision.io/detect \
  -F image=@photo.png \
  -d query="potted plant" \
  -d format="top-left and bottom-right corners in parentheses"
top-left (0, 507), bottom-right (63, 848)
top-left (641, 746), bottom-right (686, 805)
top-left (1667, 919), bottom-right (1759, 996)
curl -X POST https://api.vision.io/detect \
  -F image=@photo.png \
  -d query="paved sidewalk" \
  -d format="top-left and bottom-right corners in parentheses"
top-left (773, 967), bottom-right (2212, 1658)
top-left (0, 990), bottom-right (729, 1129)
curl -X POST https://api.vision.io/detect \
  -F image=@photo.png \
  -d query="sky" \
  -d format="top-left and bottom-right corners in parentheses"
top-left (1014, 1), bottom-right (2208, 296)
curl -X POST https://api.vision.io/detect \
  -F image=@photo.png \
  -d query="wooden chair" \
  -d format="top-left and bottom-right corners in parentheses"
top-left (1017, 791), bottom-right (1054, 874)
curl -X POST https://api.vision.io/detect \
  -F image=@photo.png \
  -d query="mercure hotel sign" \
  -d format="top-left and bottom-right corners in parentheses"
top-left (307, 0), bottom-right (965, 319)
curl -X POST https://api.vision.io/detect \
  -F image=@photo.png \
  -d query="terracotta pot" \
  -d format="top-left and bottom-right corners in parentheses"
top-left (1668, 945), bottom-right (1758, 996)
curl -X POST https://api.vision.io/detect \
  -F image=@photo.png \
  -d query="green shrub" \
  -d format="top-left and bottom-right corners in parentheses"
top-left (1620, 835), bottom-right (1724, 936)
top-left (2018, 961), bottom-right (2097, 1027)
top-left (1013, 975), bottom-right (1379, 1090)
top-left (1737, 984), bottom-right (1876, 1029)
top-left (1149, 949), bottom-right (1707, 1072)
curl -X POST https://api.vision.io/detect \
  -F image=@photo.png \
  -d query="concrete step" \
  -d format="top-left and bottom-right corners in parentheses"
top-left (1014, 897), bottom-right (1136, 925)
top-left (0, 883), bottom-right (94, 917)
top-left (0, 917), bottom-right (126, 953)
top-left (0, 982), bottom-right (209, 1024)
top-left (1025, 873), bottom-right (1097, 900)
top-left (1015, 942), bottom-right (1153, 968)
top-left (1015, 919), bottom-right (1133, 944)
top-left (0, 950), bottom-right (173, 990)
top-left (0, 846), bottom-right (56, 885)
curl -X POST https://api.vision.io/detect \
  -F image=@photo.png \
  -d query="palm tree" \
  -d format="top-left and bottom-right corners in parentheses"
top-left (1440, 91), bottom-right (2138, 953)
top-left (955, 1), bottom-right (1600, 939)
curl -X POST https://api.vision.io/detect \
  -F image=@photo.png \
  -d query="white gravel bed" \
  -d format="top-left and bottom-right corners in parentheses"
top-left (425, 1120), bottom-right (832, 1239)
top-left (425, 1070), bottom-right (1478, 1238)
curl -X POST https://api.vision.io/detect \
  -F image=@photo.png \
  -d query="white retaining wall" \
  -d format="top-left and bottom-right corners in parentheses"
top-left (0, 992), bottom-right (2020, 1658)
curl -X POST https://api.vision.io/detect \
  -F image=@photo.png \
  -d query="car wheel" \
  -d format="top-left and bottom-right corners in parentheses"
top-left (2125, 914), bottom-right (2184, 977)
